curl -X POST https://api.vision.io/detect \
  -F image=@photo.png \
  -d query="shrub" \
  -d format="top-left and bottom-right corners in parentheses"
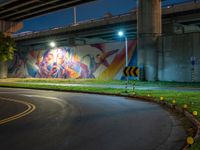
top-left (0, 32), bottom-right (16, 62)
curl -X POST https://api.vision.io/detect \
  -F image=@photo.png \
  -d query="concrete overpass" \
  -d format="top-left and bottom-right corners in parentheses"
top-left (0, 0), bottom-right (95, 21)
top-left (14, 1), bottom-right (200, 46)
top-left (0, 0), bottom-right (95, 33)
top-left (11, 1), bottom-right (200, 82)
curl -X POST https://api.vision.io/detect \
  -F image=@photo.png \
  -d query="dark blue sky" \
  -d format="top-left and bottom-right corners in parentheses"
top-left (19, 0), bottom-right (192, 32)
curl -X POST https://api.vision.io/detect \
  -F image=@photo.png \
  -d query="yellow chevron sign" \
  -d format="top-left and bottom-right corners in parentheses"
top-left (123, 66), bottom-right (139, 77)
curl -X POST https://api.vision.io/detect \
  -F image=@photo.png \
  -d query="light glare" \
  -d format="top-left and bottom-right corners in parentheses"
top-left (50, 41), bottom-right (56, 48)
top-left (118, 31), bottom-right (124, 37)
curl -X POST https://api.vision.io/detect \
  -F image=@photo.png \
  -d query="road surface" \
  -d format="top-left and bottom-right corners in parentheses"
top-left (0, 88), bottom-right (186, 150)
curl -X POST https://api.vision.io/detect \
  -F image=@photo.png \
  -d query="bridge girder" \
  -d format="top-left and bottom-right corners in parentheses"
top-left (0, 0), bottom-right (96, 21)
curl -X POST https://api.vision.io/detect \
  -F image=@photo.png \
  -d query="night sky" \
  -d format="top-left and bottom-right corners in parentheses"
top-left (19, 0), bottom-right (192, 32)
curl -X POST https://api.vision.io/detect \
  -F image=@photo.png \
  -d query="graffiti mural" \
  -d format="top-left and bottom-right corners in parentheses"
top-left (35, 48), bottom-right (89, 78)
top-left (8, 40), bottom-right (137, 80)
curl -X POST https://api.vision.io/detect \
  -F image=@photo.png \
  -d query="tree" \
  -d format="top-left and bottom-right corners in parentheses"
top-left (0, 32), bottom-right (16, 62)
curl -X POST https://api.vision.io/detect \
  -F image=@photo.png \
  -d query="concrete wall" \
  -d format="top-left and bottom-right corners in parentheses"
top-left (158, 32), bottom-right (200, 82)
top-left (9, 40), bottom-right (137, 80)
top-left (11, 32), bottom-right (200, 82)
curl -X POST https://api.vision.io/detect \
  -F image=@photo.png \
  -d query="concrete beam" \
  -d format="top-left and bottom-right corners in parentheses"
top-left (137, 0), bottom-right (162, 81)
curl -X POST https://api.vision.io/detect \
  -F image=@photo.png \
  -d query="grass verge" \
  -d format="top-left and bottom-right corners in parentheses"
top-left (0, 81), bottom-right (199, 149)
top-left (1, 78), bottom-right (200, 87)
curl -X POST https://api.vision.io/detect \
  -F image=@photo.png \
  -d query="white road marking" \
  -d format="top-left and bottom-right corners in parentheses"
top-left (0, 92), bottom-right (22, 94)
top-left (21, 94), bottom-right (60, 100)
top-left (21, 94), bottom-right (65, 108)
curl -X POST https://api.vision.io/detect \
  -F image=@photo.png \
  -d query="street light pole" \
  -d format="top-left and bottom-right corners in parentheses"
top-left (73, 7), bottom-right (77, 25)
top-left (118, 31), bottom-right (128, 67)
top-left (124, 36), bottom-right (129, 91)
top-left (118, 31), bottom-right (129, 91)
top-left (125, 36), bottom-right (128, 67)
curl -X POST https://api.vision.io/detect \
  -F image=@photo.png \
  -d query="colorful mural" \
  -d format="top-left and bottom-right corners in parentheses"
top-left (8, 40), bottom-right (137, 80)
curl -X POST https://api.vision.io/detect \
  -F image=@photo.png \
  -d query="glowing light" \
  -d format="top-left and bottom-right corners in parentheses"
top-left (49, 41), bottom-right (56, 48)
top-left (118, 31), bottom-right (124, 37)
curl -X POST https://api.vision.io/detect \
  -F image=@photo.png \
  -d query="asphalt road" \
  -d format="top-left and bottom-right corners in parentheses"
top-left (0, 88), bottom-right (187, 150)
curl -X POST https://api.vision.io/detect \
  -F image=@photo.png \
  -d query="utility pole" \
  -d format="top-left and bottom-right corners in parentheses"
top-left (73, 7), bottom-right (77, 25)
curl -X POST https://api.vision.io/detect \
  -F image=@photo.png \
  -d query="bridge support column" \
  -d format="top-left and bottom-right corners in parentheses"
top-left (0, 20), bottom-right (23, 78)
top-left (137, 0), bottom-right (161, 81)
top-left (0, 61), bottom-right (8, 79)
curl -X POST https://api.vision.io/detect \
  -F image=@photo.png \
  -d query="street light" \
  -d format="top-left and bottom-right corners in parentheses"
top-left (118, 30), bottom-right (129, 90)
top-left (118, 30), bottom-right (128, 66)
top-left (49, 41), bottom-right (56, 48)
top-left (118, 31), bottom-right (124, 37)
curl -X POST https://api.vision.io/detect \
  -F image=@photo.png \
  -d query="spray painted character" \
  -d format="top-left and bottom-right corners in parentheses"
top-left (36, 48), bottom-right (68, 78)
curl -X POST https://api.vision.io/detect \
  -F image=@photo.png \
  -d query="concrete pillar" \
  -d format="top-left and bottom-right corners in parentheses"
top-left (0, 61), bottom-right (8, 79)
top-left (137, 0), bottom-right (162, 81)
top-left (0, 20), bottom-right (23, 78)
top-left (0, 20), bottom-right (23, 35)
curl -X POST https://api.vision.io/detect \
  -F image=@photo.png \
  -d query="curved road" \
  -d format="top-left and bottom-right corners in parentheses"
top-left (0, 88), bottom-right (186, 150)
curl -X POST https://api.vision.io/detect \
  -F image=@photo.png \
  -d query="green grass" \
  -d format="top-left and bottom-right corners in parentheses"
top-left (1, 78), bottom-right (125, 85)
top-left (1, 78), bottom-right (200, 87)
top-left (0, 82), bottom-right (125, 94)
top-left (135, 90), bottom-right (200, 118)
top-left (0, 80), bottom-right (200, 149)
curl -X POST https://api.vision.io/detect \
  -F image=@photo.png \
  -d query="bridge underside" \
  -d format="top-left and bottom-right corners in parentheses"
top-left (0, 0), bottom-right (95, 21)
top-left (14, 1), bottom-right (200, 47)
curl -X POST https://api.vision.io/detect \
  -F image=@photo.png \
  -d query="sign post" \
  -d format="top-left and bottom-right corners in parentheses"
top-left (123, 66), bottom-right (139, 91)
top-left (191, 56), bottom-right (196, 82)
